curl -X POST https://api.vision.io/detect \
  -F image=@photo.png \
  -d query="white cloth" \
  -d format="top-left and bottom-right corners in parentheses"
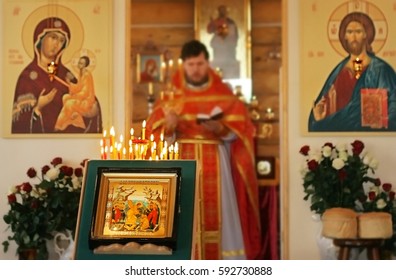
top-left (219, 134), bottom-right (246, 260)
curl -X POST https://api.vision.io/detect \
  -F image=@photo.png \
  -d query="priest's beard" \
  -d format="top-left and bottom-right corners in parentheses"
top-left (185, 74), bottom-right (209, 87)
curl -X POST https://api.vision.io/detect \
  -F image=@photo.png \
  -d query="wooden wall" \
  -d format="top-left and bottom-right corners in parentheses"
top-left (129, 0), bottom-right (281, 160)
top-left (129, 0), bottom-right (194, 130)
top-left (251, 0), bottom-right (281, 159)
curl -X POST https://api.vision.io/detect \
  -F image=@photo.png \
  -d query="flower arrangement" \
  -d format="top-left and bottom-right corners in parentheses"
top-left (2, 157), bottom-right (86, 259)
top-left (299, 140), bottom-right (396, 256)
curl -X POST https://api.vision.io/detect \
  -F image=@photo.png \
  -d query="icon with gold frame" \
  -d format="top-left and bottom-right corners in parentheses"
top-left (89, 167), bottom-right (181, 250)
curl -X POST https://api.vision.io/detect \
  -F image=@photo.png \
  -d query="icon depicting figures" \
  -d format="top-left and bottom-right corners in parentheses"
top-left (11, 16), bottom-right (102, 134)
top-left (206, 4), bottom-right (240, 79)
top-left (309, 12), bottom-right (396, 132)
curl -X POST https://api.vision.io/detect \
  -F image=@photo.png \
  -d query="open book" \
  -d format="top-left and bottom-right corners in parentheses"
top-left (196, 106), bottom-right (224, 124)
top-left (361, 88), bottom-right (388, 129)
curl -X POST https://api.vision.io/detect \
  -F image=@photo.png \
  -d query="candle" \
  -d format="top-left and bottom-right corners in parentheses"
top-left (142, 120), bottom-right (146, 140)
top-left (151, 141), bottom-right (157, 160)
top-left (104, 146), bottom-right (108, 160)
top-left (159, 133), bottom-right (164, 155)
top-left (148, 82), bottom-right (153, 95)
top-left (113, 141), bottom-right (118, 159)
top-left (130, 128), bottom-right (134, 141)
top-left (122, 147), bottom-right (126, 159)
top-left (117, 143), bottom-right (122, 159)
top-left (140, 144), bottom-right (145, 160)
top-left (161, 61), bottom-right (166, 81)
top-left (174, 142), bottom-right (179, 159)
top-left (102, 129), bottom-right (107, 146)
top-left (134, 143), bottom-right (139, 159)
top-left (119, 134), bottom-right (124, 149)
top-left (100, 146), bottom-right (104, 160)
top-left (109, 126), bottom-right (115, 147)
top-left (110, 146), bottom-right (114, 160)
top-left (100, 139), bottom-right (104, 159)
top-left (163, 141), bottom-right (168, 160)
top-left (178, 58), bottom-right (183, 69)
top-left (168, 144), bottom-right (174, 160)
top-left (129, 145), bottom-right (133, 159)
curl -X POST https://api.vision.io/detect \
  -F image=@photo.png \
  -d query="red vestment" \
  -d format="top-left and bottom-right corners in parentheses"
top-left (146, 68), bottom-right (261, 259)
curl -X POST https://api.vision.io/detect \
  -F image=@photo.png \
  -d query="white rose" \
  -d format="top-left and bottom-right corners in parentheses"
top-left (309, 152), bottom-right (322, 162)
top-left (369, 186), bottom-right (380, 195)
top-left (336, 143), bottom-right (347, 152)
top-left (376, 199), bottom-right (387, 209)
top-left (338, 151), bottom-right (348, 161)
top-left (363, 154), bottom-right (372, 165)
top-left (369, 158), bottom-right (379, 170)
top-left (30, 189), bottom-right (40, 198)
top-left (38, 188), bottom-right (47, 195)
top-left (72, 177), bottom-right (82, 189)
top-left (332, 158), bottom-right (345, 170)
top-left (306, 185), bottom-right (314, 192)
top-left (8, 185), bottom-right (18, 194)
top-left (45, 167), bottom-right (60, 181)
top-left (322, 146), bottom-right (332, 157)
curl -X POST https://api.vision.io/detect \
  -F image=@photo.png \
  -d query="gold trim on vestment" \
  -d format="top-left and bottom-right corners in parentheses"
top-left (222, 249), bottom-right (246, 258)
top-left (178, 139), bottom-right (222, 145)
top-left (237, 161), bottom-right (261, 227)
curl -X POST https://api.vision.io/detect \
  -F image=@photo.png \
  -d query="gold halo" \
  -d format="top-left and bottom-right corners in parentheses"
top-left (22, 4), bottom-right (84, 64)
top-left (327, 1), bottom-right (387, 57)
top-left (70, 48), bottom-right (97, 73)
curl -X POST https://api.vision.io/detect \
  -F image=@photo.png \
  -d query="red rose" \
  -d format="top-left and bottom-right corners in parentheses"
top-left (60, 166), bottom-right (74, 177)
top-left (26, 167), bottom-right (37, 178)
top-left (299, 145), bottom-right (310, 156)
top-left (374, 178), bottom-right (381, 186)
top-left (358, 194), bottom-right (368, 203)
top-left (338, 169), bottom-right (347, 181)
top-left (74, 167), bottom-right (83, 177)
top-left (30, 199), bottom-right (39, 209)
top-left (323, 142), bottom-right (334, 149)
top-left (51, 157), bottom-right (63, 166)
top-left (368, 191), bottom-right (376, 201)
top-left (66, 167), bottom-right (74, 176)
top-left (389, 191), bottom-right (395, 200)
top-left (307, 159), bottom-right (319, 171)
top-left (80, 159), bottom-right (89, 167)
top-left (351, 140), bottom-right (364, 155)
top-left (7, 193), bottom-right (16, 204)
top-left (42, 165), bottom-right (50, 175)
top-left (382, 183), bottom-right (392, 192)
top-left (21, 182), bottom-right (33, 193)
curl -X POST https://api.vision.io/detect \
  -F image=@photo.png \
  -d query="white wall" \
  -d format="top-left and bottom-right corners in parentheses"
top-left (0, 1), bottom-right (127, 259)
top-left (2, 0), bottom-right (394, 261)
top-left (286, 0), bottom-right (396, 259)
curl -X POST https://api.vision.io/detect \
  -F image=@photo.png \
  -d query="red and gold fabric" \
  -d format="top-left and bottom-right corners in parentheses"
top-left (146, 68), bottom-right (261, 259)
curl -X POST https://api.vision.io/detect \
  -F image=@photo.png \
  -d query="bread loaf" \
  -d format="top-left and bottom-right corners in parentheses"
top-left (358, 212), bottom-right (393, 239)
top-left (321, 208), bottom-right (358, 239)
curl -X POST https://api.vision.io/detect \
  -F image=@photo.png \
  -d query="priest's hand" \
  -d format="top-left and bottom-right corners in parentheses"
top-left (201, 120), bottom-right (229, 136)
top-left (164, 109), bottom-right (179, 136)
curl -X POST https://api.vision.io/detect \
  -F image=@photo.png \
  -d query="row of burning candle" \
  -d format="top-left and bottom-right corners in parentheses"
top-left (99, 123), bottom-right (179, 160)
